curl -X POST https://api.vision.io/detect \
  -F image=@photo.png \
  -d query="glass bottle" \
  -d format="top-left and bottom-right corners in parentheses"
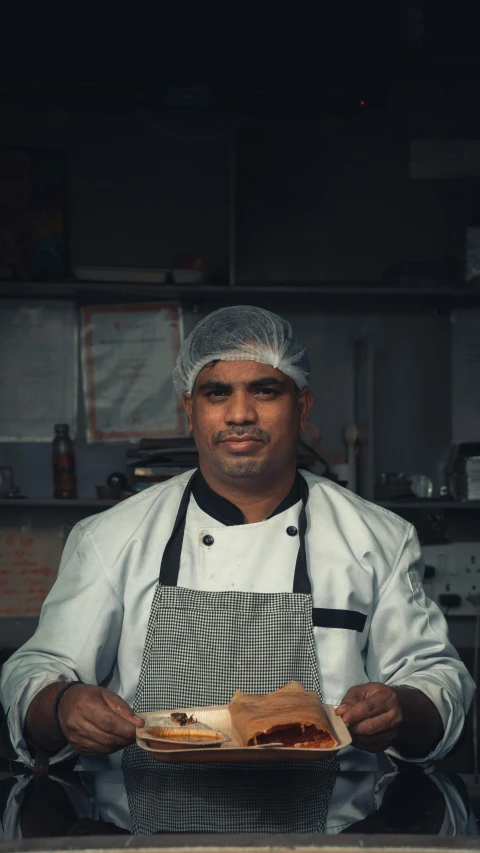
top-left (52, 424), bottom-right (77, 499)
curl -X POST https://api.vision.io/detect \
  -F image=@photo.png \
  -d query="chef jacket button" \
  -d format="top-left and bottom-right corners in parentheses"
top-left (286, 526), bottom-right (298, 537)
top-left (203, 534), bottom-right (215, 546)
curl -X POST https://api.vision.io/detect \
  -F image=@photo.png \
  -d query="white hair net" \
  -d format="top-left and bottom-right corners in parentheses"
top-left (173, 305), bottom-right (310, 395)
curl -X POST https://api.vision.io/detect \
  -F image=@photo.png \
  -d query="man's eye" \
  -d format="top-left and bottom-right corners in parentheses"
top-left (256, 388), bottom-right (277, 396)
top-left (207, 390), bottom-right (228, 398)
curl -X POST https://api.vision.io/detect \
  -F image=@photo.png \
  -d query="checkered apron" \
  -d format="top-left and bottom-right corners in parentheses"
top-left (122, 473), bottom-right (338, 834)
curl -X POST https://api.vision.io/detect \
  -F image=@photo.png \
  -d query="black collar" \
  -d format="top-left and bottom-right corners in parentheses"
top-left (192, 469), bottom-right (303, 526)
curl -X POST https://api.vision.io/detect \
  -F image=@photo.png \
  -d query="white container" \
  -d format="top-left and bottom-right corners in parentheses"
top-left (331, 463), bottom-right (357, 493)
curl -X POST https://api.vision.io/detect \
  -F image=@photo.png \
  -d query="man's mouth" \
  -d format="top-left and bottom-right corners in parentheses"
top-left (213, 428), bottom-right (270, 453)
top-left (218, 435), bottom-right (265, 453)
top-left (221, 436), bottom-right (261, 443)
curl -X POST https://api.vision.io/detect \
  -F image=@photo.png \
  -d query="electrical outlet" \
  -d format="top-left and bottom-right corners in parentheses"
top-left (422, 543), bottom-right (480, 615)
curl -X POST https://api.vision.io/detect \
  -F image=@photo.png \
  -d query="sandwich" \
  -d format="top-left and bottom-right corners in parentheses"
top-left (228, 681), bottom-right (337, 749)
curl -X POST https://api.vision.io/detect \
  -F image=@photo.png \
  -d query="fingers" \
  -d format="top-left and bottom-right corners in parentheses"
top-left (336, 683), bottom-right (401, 724)
top-left (337, 683), bottom-right (370, 708)
top-left (64, 714), bottom-right (137, 754)
top-left (335, 683), bottom-right (403, 752)
top-left (78, 710), bottom-right (137, 743)
top-left (66, 715), bottom-right (137, 755)
top-left (350, 727), bottom-right (399, 753)
top-left (348, 709), bottom-right (400, 737)
top-left (94, 701), bottom-right (142, 738)
top-left (338, 696), bottom-right (401, 729)
top-left (59, 685), bottom-right (143, 755)
top-left (102, 691), bottom-right (144, 727)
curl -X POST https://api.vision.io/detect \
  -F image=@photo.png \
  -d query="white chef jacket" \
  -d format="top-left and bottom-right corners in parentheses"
top-left (0, 470), bottom-right (475, 771)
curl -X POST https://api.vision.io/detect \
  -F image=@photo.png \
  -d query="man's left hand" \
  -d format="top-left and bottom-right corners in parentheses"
top-left (335, 683), bottom-right (402, 753)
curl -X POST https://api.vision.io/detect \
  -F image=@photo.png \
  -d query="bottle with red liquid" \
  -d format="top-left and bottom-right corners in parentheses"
top-left (52, 424), bottom-right (77, 499)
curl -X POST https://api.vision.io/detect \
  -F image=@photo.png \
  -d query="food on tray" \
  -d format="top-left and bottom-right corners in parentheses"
top-left (137, 717), bottom-right (230, 750)
top-left (228, 681), bottom-right (338, 749)
top-left (170, 712), bottom-right (197, 726)
top-left (145, 724), bottom-right (223, 740)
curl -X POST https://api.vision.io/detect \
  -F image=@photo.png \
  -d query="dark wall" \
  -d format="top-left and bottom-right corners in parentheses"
top-left (0, 109), bottom-right (230, 271)
top-left (2, 68), bottom-right (480, 281)
top-left (1, 69), bottom-right (478, 494)
top-left (236, 78), bottom-right (480, 281)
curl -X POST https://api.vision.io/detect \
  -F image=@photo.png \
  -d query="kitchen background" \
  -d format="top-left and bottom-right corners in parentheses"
top-left (1, 1), bottom-right (480, 772)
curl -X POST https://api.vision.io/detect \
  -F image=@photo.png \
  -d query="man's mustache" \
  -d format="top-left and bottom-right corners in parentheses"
top-left (214, 427), bottom-right (270, 444)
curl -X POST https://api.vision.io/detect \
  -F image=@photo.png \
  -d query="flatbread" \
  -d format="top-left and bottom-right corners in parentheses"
top-left (228, 681), bottom-right (338, 749)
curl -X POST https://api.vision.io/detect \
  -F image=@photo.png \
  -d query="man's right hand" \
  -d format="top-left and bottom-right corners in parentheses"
top-left (24, 682), bottom-right (144, 755)
top-left (57, 684), bottom-right (144, 755)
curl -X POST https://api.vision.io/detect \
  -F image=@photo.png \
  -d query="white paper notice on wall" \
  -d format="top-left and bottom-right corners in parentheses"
top-left (451, 311), bottom-right (480, 444)
top-left (81, 303), bottom-right (185, 442)
top-left (0, 528), bottom-right (63, 618)
top-left (0, 301), bottom-right (77, 441)
top-left (410, 140), bottom-right (480, 179)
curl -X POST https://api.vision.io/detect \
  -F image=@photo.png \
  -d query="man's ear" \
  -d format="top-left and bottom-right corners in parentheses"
top-left (183, 393), bottom-right (193, 433)
top-left (298, 388), bottom-right (314, 430)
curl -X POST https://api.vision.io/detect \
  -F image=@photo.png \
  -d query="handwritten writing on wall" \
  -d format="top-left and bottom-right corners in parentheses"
top-left (0, 529), bottom-right (63, 617)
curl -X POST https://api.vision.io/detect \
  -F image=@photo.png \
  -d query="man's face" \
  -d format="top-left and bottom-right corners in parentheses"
top-left (183, 360), bottom-right (313, 482)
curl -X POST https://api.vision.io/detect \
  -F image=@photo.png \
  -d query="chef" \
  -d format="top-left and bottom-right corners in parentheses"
top-left (0, 305), bottom-right (475, 833)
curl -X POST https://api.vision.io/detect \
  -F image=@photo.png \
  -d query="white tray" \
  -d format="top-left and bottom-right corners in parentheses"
top-left (137, 703), bottom-right (351, 764)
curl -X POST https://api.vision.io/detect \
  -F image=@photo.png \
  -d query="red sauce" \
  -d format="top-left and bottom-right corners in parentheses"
top-left (252, 724), bottom-right (335, 749)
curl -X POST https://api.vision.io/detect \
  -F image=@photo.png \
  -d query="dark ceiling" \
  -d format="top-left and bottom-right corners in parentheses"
top-left (0, 2), bottom-right (479, 113)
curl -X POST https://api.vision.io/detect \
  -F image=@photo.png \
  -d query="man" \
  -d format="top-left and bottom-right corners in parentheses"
top-left (0, 305), bottom-right (475, 832)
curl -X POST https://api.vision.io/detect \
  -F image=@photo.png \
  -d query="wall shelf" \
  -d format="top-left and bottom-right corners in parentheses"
top-left (1, 280), bottom-right (480, 309)
top-left (377, 500), bottom-right (480, 510)
top-left (0, 498), bottom-right (120, 509)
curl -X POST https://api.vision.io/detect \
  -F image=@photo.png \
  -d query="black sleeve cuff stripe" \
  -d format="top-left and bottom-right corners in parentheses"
top-left (312, 608), bottom-right (367, 632)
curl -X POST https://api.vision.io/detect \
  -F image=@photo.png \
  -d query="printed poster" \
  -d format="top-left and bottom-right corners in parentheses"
top-left (0, 301), bottom-right (77, 441)
top-left (82, 303), bottom-right (184, 441)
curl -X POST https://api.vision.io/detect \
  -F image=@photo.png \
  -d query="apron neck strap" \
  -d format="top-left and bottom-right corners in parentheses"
top-left (292, 474), bottom-right (311, 594)
top-left (159, 471), bottom-right (198, 586)
top-left (159, 471), bottom-right (311, 595)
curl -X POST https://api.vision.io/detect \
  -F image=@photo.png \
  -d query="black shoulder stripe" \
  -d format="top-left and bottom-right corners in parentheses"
top-left (312, 608), bottom-right (367, 632)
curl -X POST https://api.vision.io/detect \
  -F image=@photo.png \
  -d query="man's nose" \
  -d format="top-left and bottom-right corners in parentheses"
top-left (224, 391), bottom-right (257, 424)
